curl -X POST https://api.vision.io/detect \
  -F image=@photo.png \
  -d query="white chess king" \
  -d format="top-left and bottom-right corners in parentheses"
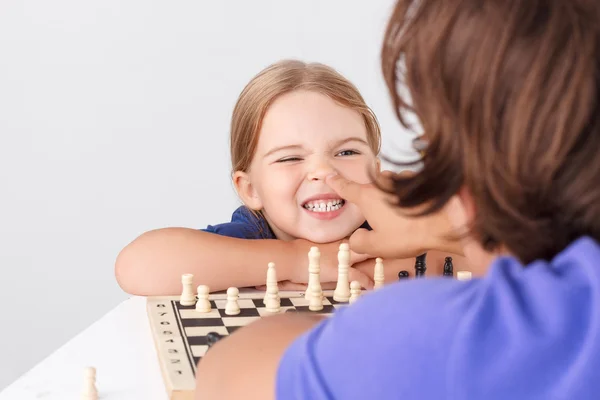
top-left (333, 243), bottom-right (351, 302)
top-left (305, 246), bottom-right (323, 301)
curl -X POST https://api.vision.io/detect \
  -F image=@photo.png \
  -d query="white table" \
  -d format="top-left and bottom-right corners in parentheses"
top-left (0, 296), bottom-right (169, 400)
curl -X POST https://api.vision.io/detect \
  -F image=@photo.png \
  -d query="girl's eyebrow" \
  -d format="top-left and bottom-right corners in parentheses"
top-left (331, 137), bottom-right (370, 148)
top-left (263, 144), bottom-right (304, 158)
top-left (263, 137), bottom-right (369, 159)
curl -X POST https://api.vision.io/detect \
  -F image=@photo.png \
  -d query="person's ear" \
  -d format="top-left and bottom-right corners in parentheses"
top-left (450, 185), bottom-right (498, 274)
top-left (367, 158), bottom-right (382, 181)
top-left (456, 185), bottom-right (476, 227)
top-left (445, 185), bottom-right (475, 233)
top-left (232, 171), bottom-right (263, 210)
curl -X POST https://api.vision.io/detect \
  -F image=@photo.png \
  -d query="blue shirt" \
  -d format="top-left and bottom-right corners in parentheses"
top-left (276, 236), bottom-right (600, 399)
top-left (202, 206), bottom-right (371, 239)
top-left (202, 206), bottom-right (275, 239)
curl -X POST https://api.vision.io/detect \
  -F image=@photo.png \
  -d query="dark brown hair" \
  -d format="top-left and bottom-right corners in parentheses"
top-left (380, 0), bottom-right (600, 263)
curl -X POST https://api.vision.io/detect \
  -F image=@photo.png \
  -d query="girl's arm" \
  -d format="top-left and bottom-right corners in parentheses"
top-left (114, 228), bottom-right (372, 296)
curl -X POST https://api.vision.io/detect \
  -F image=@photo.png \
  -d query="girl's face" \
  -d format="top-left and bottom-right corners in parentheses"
top-left (234, 89), bottom-right (379, 243)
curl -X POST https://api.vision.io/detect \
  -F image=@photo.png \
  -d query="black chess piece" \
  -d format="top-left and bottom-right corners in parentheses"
top-left (443, 256), bottom-right (454, 277)
top-left (414, 253), bottom-right (427, 277)
top-left (206, 331), bottom-right (223, 348)
top-left (398, 270), bottom-right (409, 280)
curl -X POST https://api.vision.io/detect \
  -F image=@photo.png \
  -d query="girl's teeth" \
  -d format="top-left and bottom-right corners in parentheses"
top-left (303, 200), bottom-right (345, 212)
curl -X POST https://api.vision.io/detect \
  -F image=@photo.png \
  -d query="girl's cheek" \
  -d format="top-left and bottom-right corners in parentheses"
top-left (340, 162), bottom-right (374, 183)
top-left (272, 169), bottom-right (303, 189)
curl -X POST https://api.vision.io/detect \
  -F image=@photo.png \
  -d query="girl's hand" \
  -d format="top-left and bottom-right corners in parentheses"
top-left (350, 249), bottom-right (373, 264)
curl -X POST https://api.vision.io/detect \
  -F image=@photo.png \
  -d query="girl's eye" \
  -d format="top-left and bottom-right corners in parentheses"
top-left (337, 150), bottom-right (359, 157)
top-left (277, 157), bottom-right (302, 163)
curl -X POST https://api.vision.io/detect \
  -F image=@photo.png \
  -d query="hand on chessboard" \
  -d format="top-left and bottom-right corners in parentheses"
top-left (325, 170), bottom-right (463, 259)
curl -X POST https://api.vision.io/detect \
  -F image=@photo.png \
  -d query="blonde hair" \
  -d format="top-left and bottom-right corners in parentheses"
top-left (230, 59), bottom-right (382, 174)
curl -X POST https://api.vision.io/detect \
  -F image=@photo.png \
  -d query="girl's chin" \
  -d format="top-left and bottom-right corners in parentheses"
top-left (297, 228), bottom-right (356, 244)
top-left (268, 214), bottom-right (364, 243)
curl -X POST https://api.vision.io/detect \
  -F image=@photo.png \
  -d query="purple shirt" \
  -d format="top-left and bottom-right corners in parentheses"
top-left (276, 236), bottom-right (600, 399)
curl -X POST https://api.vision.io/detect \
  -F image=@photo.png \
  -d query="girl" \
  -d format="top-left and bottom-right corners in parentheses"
top-left (115, 60), bottom-right (462, 295)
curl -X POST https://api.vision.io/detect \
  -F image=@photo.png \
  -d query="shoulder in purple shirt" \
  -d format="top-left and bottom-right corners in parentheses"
top-left (276, 236), bottom-right (600, 399)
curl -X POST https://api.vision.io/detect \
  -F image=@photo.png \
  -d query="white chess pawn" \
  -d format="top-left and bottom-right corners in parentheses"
top-left (333, 243), bottom-right (351, 302)
top-left (225, 287), bottom-right (241, 315)
top-left (265, 262), bottom-right (281, 313)
top-left (180, 273), bottom-right (196, 306)
top-left (349, 281), bottom-right (362, 304)
top-left (195, 285), bottom-right (211, 313)
top-left (457, 271), bottom-right (472, 281)
top-left (81, 366), bottom-right (98, 400)
top-left (374, 258), bottom-right (385, 289)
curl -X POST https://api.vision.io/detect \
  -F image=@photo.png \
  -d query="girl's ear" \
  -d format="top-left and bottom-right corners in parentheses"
top-left (232, 171), bottom-right (263, 210)
top-left (369, 158), bottom-right (382, 181)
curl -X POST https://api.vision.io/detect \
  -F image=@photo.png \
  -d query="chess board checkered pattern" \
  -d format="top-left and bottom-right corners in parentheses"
top-left (146, 289), bottom-right (349, 400)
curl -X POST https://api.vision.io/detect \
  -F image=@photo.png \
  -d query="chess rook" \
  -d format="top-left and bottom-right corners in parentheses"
top-left (374, 257), bottom-right (385, 289)
top-left (333, 243), bottom-right (351, 302)
top-left (180, 273), bottom-right (196, 306)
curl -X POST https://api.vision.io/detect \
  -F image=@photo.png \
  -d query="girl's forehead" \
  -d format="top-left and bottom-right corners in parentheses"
top-left (256, 91), bottom-right (369, 150)
top-left (256, 123), bottom-right (369, 154)
top-left (263, 90), bottom-right (363, 123)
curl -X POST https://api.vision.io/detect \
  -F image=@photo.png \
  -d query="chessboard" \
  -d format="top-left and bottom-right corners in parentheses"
top-left (146, 244), bottom-right (469, 400)
top-left (146, 287), bottom-right (351, 400)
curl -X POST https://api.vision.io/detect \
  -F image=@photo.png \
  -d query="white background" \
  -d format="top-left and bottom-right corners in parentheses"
top-left (0, 0), bottom-right (417, 390)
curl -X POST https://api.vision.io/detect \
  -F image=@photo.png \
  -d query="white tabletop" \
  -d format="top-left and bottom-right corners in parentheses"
top-left (0, 296), bottom-right (169, 400)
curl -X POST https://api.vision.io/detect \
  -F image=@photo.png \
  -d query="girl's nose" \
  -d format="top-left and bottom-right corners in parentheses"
top-left (307, 161), bottom-right (336, 181)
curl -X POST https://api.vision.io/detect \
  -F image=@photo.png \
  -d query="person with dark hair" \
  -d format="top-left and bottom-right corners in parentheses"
top-left (194, 1), bottom-right (600, 398)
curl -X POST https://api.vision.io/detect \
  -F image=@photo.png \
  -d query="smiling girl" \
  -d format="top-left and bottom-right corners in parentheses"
top-left (115, 60), bottom-right (460, 295)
